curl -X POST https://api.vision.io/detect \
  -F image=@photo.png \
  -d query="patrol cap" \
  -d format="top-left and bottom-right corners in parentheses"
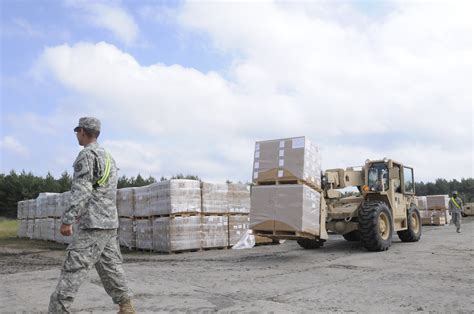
top-left (74, 117), bottom-right (101, 132)
top-left (452, 191), bottom-right (458, 195)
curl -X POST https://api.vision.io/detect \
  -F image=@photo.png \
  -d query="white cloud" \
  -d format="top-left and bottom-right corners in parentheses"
top-left (103, 140), bottom-right (161, 175)
top-left (66, 0), bottom-right (138, 45)
top-left (0, 136), bottom-right (29, 157)
top-left (32, 1), bottom-right (472, 182)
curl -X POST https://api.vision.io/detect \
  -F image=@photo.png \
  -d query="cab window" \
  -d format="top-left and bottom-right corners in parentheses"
top-left (403, 167), bottom-right (414, 193)
top-left (368, 163), bottom-right (388, 192)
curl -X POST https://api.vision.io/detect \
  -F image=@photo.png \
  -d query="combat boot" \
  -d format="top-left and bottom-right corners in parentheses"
top-left (118, 300), bottom-right (136, 314)
top-left (456, 228), bottom-right (461, 233)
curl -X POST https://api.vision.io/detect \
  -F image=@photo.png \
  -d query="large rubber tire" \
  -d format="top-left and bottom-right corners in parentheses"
top-left (359, 201), bottom-right (393, 251)
top-left (343, 230), bottom-right (361, 242)
top-left (397, 207), bottom-right (422, 242)
top-left (297, 238), bottom-right (323, 249)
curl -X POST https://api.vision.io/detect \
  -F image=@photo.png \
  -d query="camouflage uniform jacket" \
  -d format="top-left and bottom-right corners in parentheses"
top-left (448, 196), bottom-right (463, 213)
top-left (62, 142), bottom-right (119, 229)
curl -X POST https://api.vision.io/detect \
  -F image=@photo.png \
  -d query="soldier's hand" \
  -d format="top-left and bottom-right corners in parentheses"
top-left (60, 224), bottom-right (73, 236)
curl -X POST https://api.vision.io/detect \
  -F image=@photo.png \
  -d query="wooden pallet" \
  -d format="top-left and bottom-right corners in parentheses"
top-left (255, 179), bottom-right (321, 192)
top-left (253, 230), bottom-right (317, 240)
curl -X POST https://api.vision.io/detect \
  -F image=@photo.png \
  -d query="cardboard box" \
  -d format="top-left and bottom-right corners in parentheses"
top-left (464, 203), bottom-right (474, 216)
top-left (152, 216), bottom-right (201, 252)
top-left (426, 195), bottom-right (449, 210)
top-left (117, 188), bottom-right (135, 217)
top-left (201, 215), bottom-right (228, 248)
top-left (252, 137), bottom-right (321, 188)
top-left (250, 184), bottom-right (321, 236)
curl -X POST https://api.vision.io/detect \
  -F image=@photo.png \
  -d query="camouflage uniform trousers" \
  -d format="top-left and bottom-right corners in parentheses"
top-left (451, 212), bottom-right (462, 231)
top-left (49, 228), bottom-right (131, 313)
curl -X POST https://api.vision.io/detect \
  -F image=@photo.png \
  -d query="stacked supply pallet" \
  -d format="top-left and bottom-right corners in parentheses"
top-left (16, 179), bottom-right (252, 255)
top-left (135, 180), bottom-right (202, 252)
top-left (464, 203), bottom-right (474, 216)
top-left (250, 137), bottom-right (322, 239)
top-left (422, 195), bottom-right (450, 226)
top-left (117, 188), bottom-right (136, 249)
top-left (201, 182), bottom-right (251, 248)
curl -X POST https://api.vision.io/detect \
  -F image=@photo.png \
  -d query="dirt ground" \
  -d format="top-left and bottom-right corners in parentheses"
top-left (1, 218), bottom-right (473, 313)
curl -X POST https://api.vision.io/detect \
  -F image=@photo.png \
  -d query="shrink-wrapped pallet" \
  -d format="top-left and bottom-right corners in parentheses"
top-left (44, 218), bottom-right (56, 241)
top-left (27, 219), bottom-right (35, 239)
top-left (250, 184), bottom-right (321, 236)
top-left (26, 199), bottom-right (37, 220)
top-left (202, 183), bottom-right (251, 214)
top-left (148, 180), bottom-right (201, 216)
top-left (416, 196), bottom-right (427, 211)
top-left (202, 183), bottom-right (229, 214)
top-left (33, 218), bottom-right (43, 239)
top-left (201, 215), bottom-right (228, 249)
top-left (228, 183), bottom-right (251, 214)
top-left (117, 188), bottom-right (135, 217)
top-left (134, 186), bottom-right (150, 217)
top-left (426, 195), bottom-right (449, 210)
top-left (152, 216), bottom-right (201, 253)
top-left (252, 137), bottom-right (321, 188)
top-left (56, 191), bottom-right (72, 218)
top-left (229, 215), bottom-right (250, 246)
top-left (17, 201), bottom-right (26, 220)
top-left (36, 193), bottom-right (60, 218)
top-left (119, 218), bottom-right (136, 249)
top-left (136, 219), bottom-right (153, 250)
top-left (17, 220), bottom-right (28, 238)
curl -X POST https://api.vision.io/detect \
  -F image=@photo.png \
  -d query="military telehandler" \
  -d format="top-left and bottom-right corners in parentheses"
top-left (255, 158), bottom-right (422, 252)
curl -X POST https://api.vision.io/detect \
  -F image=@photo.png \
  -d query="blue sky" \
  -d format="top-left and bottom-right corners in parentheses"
top-left (1, 0), bottom-right (472, 183)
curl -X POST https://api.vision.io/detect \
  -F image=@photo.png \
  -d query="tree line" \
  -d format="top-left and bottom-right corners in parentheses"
top-left (0, 170), bottom-right (472, 218)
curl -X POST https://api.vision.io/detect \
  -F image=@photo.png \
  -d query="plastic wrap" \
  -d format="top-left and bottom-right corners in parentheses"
top-left (252, 137), bottom-right (321, 188)
top-left (250, 184), bottom-right (320, 236)
top-left (136, 219), bottom-right (153, 249)
top-left (426, 195), bottom-right (450, 210)
top-left (416, 196), bottom-right (428, 211)
top-left (148, 180), bottom-right (201, 216)
top-left (17, 201), bottom-right (26, 220)
top-left (227, 183), bottom-right (251, 214)
top-left (26, 219), bottom-right (35, 239)
top-left (56, 191), bottom-right (72, 218)
top-left (26, 199), bottom-right (37, 220)
top-left (36, 193), bottom-right (60, 218)
top-left (134, 186), bottom-right (150, 217)
top-left (202, 183), bottom-right (229, 214)
top-left (117, 188), bottom-right (135, 217)
top-left (228, 215), bottom-right (250, 246)
top-left (232, 230), bottom-right (255, 249)
top-left (201, 215), bottom-right (228, 248)
top-left (202, 183), bottom-right (250, 214)
top-left (17, 220), bottom-right (28, 238)
top-left (118, 218), bottom-right (136, 248)
top-left (152, 216), bottom-right (201, 252)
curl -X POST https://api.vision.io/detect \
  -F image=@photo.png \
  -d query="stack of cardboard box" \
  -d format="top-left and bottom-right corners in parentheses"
top-left (420, 195), bottom-right (451, 225)
top-left (250, 137), bottom-right (322, 238)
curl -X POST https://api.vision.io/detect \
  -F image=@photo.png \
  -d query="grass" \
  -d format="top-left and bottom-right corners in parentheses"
top-left (0, 218), bottom-right (18, 239)
top-left (0, 217), bottom-right (65, 250)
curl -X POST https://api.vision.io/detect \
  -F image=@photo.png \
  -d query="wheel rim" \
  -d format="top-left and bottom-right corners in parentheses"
top-left (410, 212), bottom-right (420, 234)
top-left (379, 212), bottom-right (390, 240)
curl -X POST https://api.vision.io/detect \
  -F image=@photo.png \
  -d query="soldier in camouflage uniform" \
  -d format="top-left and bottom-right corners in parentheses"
top-left (49, 117), bottom-right (135, 314)
top-left (448, 191), bottom-right (464, 233)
